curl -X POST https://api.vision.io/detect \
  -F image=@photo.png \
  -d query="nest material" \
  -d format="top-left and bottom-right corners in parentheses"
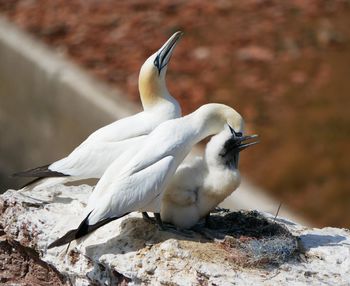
top-left (207, 211), bottom-right (298, 267)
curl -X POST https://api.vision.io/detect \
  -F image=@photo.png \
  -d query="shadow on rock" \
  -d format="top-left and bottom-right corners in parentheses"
top-left (85, 211), bottom-right (299, 269)
top-left (299, 233), bottom-right (347, 251)
top-left (84, 216), bottom-right (207, 258)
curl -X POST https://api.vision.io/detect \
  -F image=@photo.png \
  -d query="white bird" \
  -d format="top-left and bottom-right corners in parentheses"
top-left (161, 127), bottom-right (258, 229)
top-left (13, 31), bottom-right (183, 190)
top-left (48, 103), bottom-right (245, 248)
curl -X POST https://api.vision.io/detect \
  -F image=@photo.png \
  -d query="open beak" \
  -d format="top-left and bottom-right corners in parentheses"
top-left (221, 134), bottom-right (259, 169)
top-left (154, 31), bottom-right (183, 74)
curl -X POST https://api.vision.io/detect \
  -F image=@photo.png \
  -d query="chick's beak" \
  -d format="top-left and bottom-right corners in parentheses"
top-left (223, 134), bottom-right (259, 169)
top-left (154, 31), bottom-right (183, 73)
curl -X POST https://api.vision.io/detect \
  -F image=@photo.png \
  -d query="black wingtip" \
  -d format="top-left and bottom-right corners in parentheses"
top-left (12, 164), bottom-right (50, 177)
top-left (47, 229), bottom-right (80, 249)
top-left (48, 211), bottom-right (93, 249)
top-left (12, 164), bottom-right (69, 178)
top-left (47, 212), bottom-right (128, 249)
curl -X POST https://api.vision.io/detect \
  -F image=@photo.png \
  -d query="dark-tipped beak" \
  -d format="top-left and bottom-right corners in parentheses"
top-left (154, 31), bottom-right (183, 73)
top-left (232, 134), bottom-right (259, 152)
top-left (221, 134), bottom-right (259, 169)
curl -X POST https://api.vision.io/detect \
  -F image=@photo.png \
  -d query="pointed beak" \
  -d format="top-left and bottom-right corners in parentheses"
top-left (222, 134), bottom-right (259, 169)
top-left (231, 134), bottom-right (259, 152)
top-left (154, 31), bottom-right (183, 73)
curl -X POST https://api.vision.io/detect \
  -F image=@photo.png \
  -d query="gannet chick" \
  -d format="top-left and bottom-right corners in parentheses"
top-left (48, 103), bottom-right (245, 248)
top-left (161, 127), bottom-right (258, 229)
top-left (13, 31), bottom-right (183, 190)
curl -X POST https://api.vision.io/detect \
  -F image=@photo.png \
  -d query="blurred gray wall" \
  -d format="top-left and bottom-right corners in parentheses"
top-left (0, 17), bottom-right (137, 191)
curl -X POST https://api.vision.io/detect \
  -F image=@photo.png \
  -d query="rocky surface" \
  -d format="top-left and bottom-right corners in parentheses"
top-left (0, 184), bottom-right (349, 285)
top-left (0, 237), bottom-right (67, 285)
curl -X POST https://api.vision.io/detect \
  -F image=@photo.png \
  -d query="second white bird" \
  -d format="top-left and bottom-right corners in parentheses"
top-left (48, 103), bottom-right (245, 248)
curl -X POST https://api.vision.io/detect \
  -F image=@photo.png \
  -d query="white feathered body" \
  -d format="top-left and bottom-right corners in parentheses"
top-left (49, 101), bottom-right (179, 179)
top-left (86, 115), bottom-right (195, 224)
top-left (85, 104), bottom-right (243, 226)
top-left (161, 129), bottom-right (241, 228)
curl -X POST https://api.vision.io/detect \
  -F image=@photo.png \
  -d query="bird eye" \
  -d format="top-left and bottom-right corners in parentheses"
top-left (154, 56), bottom-right (159, 67)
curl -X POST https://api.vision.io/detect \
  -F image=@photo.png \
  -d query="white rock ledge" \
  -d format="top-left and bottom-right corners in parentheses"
top-left (0, 184), bottom-right (349, 285)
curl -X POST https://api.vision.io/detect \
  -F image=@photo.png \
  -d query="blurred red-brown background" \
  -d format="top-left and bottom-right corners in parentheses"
top-left (0, 0), bottom-right (349, 227)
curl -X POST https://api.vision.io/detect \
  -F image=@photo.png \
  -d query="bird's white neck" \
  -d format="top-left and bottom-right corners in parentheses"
top-left (185, 104), bottom-right (243, 146)
top-left (186, 107), bottom-right (224, 143)
top-left (204, 130), bottom-right (230, 169)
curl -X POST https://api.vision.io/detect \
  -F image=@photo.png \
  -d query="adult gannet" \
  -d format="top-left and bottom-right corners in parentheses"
top-left (48, 103), bottom-right (245, 248)
top-left (13, 31), bottom-right (183, 189)
top-left (161, 127), bottom-right (258, 229)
